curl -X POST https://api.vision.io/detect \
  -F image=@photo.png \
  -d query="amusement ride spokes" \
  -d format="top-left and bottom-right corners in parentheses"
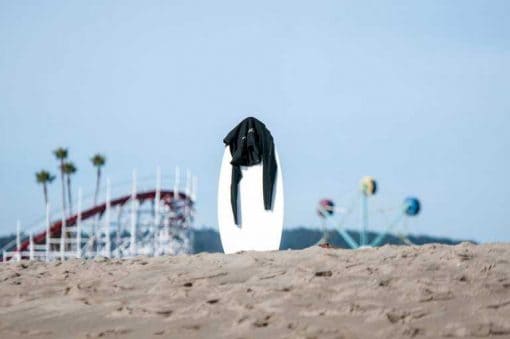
top-left (317, 176), bottom-right (421, 249)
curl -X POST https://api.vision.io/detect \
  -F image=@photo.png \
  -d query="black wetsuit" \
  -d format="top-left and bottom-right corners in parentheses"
top-left (223, 117), bottom-right (277, 225)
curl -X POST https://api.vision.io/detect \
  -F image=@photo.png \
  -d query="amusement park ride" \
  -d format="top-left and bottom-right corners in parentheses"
top-left (2, 169), bottom-right (421, 262)
top-left (317, 176), bottom-right (421, 248)
top-left (1, 167), bottom-right (197, 262)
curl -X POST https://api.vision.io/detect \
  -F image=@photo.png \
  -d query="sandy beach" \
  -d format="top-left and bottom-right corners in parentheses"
top-left (0, 243), bottom-right (509, 339)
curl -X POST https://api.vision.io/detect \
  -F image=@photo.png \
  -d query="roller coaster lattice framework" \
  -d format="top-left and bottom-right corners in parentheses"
top-left (1, 167), bottom-right (197, 262)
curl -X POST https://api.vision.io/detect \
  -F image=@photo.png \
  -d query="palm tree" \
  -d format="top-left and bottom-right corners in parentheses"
top-left (90, 154), bottom-right (106, 205)
top-left (53, 148), bottom-right (68, 215)
top-left (90, 154), bottom-right (106, 253)
top-left (62, 161), bottom-right (77, 215)
top-left (35, 170), bottom-right (55, 207)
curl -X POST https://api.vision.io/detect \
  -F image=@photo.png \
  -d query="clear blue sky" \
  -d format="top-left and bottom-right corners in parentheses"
top-left (1, 1), bottom-right (509, 242)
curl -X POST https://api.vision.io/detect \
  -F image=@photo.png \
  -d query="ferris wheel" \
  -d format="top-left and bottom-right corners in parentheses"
top-left (317, 176), bottom-right (421, 248)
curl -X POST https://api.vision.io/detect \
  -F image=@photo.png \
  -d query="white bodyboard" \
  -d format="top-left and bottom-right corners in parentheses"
top-left (217, 147), bottom-right (284, 254)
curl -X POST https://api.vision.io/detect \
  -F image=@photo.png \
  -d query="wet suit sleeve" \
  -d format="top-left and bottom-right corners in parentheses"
top-left (262, 132), bottom-right (277, 211)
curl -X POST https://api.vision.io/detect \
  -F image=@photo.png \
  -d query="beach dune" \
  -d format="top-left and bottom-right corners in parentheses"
top-left (0, 243), bottom-right (509, 338)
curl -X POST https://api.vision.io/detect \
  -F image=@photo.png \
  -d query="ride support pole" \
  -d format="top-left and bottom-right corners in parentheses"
top-left (360, 194), bottom-right (368, 247)
top-left (45, 203), bottom-right (50, 262)
top-left (76, 188), bottom-right (82, 259)
top-left (104, 179), bottom-right (111, 258)
top-left (130, 170), bottom-right (137, 256)
top-left (16, 220), bottom-right (21, 262)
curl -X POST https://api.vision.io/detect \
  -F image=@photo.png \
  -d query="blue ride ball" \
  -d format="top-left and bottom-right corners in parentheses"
top-left (404, 197), bottom-right (421, 216)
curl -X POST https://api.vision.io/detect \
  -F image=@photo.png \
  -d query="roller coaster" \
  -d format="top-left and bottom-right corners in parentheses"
top-left (1, 168), bottom-right (197, 262)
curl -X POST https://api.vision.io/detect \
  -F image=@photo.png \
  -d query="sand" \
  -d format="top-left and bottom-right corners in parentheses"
top-left (0, 243), bottom-right (509, 339)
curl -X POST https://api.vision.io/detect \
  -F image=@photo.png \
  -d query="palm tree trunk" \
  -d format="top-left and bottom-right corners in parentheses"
top-left (65, 174), bottom-right (73, 251)
top-left (43, 183), bottom-right (48, 207)
top-left (67, 174), bottom-right (73, 215)
top-left (60, 160), bottom-right (67, 216)
top-left (94, 167), bottom-right (101, 206)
